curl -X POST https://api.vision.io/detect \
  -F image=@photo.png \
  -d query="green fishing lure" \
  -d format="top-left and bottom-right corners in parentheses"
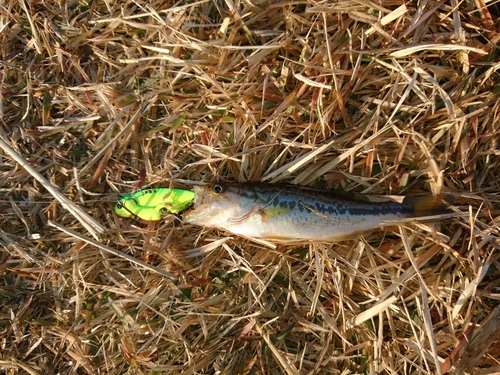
top-left (115, 188), bottom-right (195, 221)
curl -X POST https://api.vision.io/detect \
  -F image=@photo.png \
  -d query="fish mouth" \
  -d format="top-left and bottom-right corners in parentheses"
top-left (191, 186), bottom-right (201, 207)
top-left (191, 185), bottom-right (210, 207)
top-left (183, 185), bottom-right (212, 223)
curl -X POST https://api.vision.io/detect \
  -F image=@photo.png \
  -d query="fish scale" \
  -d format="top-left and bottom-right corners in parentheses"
top-left (182, 183), bottom-right (444, 242)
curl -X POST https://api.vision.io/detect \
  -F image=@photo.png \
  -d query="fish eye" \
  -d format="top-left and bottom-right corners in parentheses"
top-left (212, 184), bottom-right (224, 194)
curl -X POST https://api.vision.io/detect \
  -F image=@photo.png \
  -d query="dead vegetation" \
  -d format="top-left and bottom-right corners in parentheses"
top-left (1, 0), bottom-right (500, 374)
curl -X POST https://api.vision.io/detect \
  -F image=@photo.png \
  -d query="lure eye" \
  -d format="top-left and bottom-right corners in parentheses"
top-left (212, 184), bottom-right (224, 194)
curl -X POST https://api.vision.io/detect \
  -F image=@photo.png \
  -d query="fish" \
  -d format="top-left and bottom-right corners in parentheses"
top-left (182, 183), bottom-right (453, 242)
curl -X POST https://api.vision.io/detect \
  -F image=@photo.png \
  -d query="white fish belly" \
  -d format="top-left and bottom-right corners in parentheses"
top-left (219, 211), bottom-right (408, 241)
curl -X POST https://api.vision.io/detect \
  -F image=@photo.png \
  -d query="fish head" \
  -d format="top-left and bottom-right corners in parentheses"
top-left (183, 183), bottom-right (255, 226)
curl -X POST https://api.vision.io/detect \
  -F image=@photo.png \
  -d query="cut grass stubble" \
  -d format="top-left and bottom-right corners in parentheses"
top-left (1, 0), bottom-right (500, 374)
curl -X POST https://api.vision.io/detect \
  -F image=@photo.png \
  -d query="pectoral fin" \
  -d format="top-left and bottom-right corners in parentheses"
top-left (227, 206), bottom-right (260, 224)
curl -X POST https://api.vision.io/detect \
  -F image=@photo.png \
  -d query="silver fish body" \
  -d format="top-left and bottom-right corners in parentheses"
top-left (182, 183), bottom-right (427, 242)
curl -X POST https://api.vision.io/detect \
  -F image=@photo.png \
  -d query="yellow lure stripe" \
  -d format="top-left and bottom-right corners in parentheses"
top-left (115, 188), bottom-right (195, 221)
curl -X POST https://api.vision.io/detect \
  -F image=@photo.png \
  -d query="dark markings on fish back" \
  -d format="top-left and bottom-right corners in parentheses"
top-left (225, 183), bottom-right (414, 216)
top-left (236, 189), bottom-right (249, 198)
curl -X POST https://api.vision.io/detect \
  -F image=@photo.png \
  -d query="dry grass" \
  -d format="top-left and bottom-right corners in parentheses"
top-left (1, 0), bottom-right (500, 374)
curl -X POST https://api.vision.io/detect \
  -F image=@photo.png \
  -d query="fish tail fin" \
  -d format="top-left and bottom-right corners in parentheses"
top-left (402, 194), bottom-right (455, 217)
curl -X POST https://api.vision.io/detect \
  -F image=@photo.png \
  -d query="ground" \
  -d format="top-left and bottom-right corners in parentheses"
top-left (1, 0), bottom-right (500, 374)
